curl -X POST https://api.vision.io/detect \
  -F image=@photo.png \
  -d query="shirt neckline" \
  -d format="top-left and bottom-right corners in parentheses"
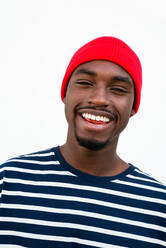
top-left (53, 146), bottom-right (135, 184)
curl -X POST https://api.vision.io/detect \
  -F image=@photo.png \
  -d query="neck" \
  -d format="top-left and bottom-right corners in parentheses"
top-left (60, 132), bottom-right (129, 177)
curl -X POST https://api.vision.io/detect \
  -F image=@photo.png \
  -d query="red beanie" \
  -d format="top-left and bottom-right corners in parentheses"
top-left (61, 36), bottom-right (142, 113)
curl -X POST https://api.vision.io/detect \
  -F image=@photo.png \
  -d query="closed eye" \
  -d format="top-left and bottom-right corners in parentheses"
top-left (111, 87), bottom-right (128, 94)
top-left (75, 81), bottom-right (93, 86)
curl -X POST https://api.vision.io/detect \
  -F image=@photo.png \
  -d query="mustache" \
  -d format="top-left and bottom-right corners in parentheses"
top-left (75, 105), bottom-right (118, 121)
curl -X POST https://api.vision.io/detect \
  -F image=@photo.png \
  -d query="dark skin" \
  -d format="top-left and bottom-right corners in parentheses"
top-left (60, 60), bottom-right (135, 177)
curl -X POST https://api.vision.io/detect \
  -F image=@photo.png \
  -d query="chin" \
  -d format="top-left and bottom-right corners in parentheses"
top-left (75, 134), bottom-right (110, 151)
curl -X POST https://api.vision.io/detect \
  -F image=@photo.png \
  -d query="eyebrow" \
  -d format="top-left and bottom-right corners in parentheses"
top-left (74, 68), bottom-right (133, 85)
top-left (74, 68), bottom-right (97, 76)
top-left (112, 76), bottom-right (133, 85)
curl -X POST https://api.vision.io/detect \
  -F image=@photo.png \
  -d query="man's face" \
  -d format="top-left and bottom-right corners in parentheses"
top-left (64, 60), bottom-right (135, 151)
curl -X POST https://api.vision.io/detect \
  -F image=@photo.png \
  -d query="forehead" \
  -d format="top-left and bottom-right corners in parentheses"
top-left (71, 60), bottom-right (133, 82)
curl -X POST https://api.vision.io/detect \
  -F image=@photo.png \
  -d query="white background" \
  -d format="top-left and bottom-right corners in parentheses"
top-left (0, 0), bottom-right (165, 183)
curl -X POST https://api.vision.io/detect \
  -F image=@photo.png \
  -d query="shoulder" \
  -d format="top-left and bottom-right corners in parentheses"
top-left (112, 164), bottom-right (166, 216)
top-left (131, 165), bottom-right (166, 187)
top-left (125, 165), bottom-right (166, 198)
top-left (0, 146), bottom-right (61, 198)
top-left (0, 147), bottom-right (60, 172)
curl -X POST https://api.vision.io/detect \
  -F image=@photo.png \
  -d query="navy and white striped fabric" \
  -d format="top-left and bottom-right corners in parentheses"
top-left (0, 146), bottom-right (166, 247)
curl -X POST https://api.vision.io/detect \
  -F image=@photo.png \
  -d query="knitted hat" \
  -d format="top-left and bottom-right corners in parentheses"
top-left (61, 36), bottom-right (142, 113)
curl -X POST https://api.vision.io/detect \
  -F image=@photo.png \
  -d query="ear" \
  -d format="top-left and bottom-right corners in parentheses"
top-left (130, 108), bottom-right (135, 117)
top-left (63, 97), bottom-right (66, 104)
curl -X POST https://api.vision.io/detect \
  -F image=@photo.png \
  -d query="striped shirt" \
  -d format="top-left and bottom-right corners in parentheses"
top-left (0, 146), bottom-right (166, 248)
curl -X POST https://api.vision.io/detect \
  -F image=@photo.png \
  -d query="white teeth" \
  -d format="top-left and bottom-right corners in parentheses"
top-left (104, 117), bottom-right (108, 122)
top-left (82, 113), bottom-right (110, 123)
top-left (91, 115), bottom-right (96, 120)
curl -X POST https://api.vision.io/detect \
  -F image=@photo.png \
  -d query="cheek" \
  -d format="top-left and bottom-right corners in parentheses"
top-left (114, 97), bottom-right (134, 121)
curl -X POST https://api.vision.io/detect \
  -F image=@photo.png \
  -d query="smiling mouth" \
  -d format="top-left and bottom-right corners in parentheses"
top-left (82, 113), bottom-right (110, 124)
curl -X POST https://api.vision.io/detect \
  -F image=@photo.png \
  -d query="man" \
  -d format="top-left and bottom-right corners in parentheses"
top-left (0, 36), bottom-right (166, 247)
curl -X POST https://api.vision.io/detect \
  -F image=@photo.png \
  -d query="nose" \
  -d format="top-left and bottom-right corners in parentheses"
top-left (88, 86), bottom-right (110, 107)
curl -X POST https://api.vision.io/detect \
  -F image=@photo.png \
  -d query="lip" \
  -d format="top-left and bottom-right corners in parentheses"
top-left (78, 114), bottom-right (113, 132)
top-left (77, 108), bottom-right (116, 122)
top-left (76, 108), bottom-right (116, 134)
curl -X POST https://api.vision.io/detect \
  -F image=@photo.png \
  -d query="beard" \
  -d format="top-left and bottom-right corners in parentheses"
top-left (75, 130), bottom-right (110, 151)
top-left (73, 110), bottom-right (114, 151)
